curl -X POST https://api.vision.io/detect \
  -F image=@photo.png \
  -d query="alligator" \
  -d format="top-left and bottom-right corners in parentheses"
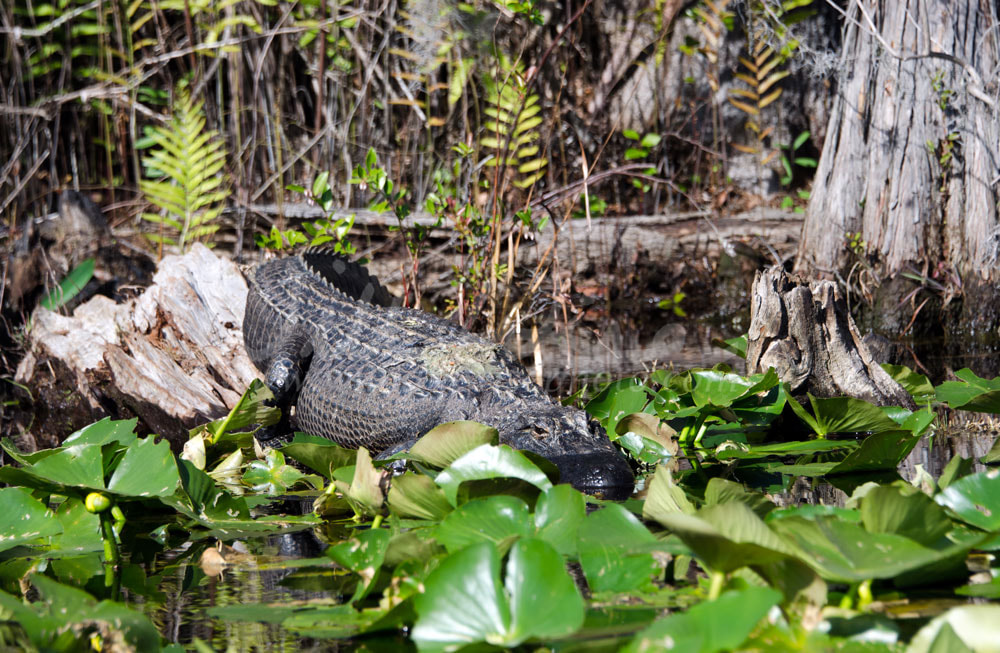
top-left (243, 248), bottom-right (634, 499)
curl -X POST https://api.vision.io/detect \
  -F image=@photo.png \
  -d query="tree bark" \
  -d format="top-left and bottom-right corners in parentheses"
top-left (747, 266), bottom-right (915, 409)
top-left (797, 1), bottom-right (999, 304)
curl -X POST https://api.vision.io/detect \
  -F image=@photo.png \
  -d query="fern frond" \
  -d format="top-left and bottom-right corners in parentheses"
top-left (140, 86), bottom-right (229, 252)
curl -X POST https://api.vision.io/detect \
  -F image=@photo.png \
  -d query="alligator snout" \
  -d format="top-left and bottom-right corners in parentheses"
top-left (545, 451), bottom-right (635, 500)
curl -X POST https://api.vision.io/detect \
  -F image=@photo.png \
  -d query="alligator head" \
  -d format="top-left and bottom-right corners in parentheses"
top-left (500, 405), bottom-right (635, 500)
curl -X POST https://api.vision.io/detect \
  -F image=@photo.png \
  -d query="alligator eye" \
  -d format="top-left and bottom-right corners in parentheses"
top-left (531, 425), bottom-right (550, 438)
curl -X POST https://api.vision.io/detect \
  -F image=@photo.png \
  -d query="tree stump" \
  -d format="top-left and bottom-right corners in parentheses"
top-left (15, 245), bottom-right (259, 447)
top-left (746, 266), bottom-right (915, 409)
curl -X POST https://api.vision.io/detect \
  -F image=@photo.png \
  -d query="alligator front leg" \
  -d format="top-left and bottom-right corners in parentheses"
top-left (257, 324), bottom-right (313, 444)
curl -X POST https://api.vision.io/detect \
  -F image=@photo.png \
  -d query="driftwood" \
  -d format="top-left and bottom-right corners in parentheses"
top-left (746, 266), bottom-right (915, 409)
top-left (240, 204), bottom-right (802, 284)
top-left (16, 245), bottom-right (259, 444)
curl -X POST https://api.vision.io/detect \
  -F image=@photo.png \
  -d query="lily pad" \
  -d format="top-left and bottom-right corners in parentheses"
top-left (411, 539), bottom-right (583, 652)
top-left (387, 472), bottom-right (453, 520)
top-left (435, 495), bottom-right (531, 553)
top-left (327, 528), bottom-right (390, 602)
top-left (409, 421), bottom-right (499, 468)
top-left (0, 488), bottom-right (62, 552)
top-left (280, 432), bottom-right (357, 478)
top-left (578, 504), bottom-right (659, 593)
top-left (434, 444), bottom-right (552, 506)
top-left (935, 470), bottom-right (1000, 531)
top-left (623, 586), bottom-right (782, 653)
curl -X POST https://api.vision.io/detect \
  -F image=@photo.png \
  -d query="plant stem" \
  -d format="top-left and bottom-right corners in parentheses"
top-left (708, 570), bottom-right (726, 601)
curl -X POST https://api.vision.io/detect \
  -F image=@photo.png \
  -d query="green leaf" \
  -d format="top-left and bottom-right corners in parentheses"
top-left (504, 538), bottom-right (585, 641)
top-left (653, 502), bottom-right (795, 574)
top-left (860, 485), bottom-right (952, 546)
top-left (197, 379), bottom-right (279, 441)
top-left (533, 484), bottom-right (586, 556)
top-left (882, 364), bottom-right (936, 404)
top-left (39, 258), bottom-right (95, 310)
top-left (327, 528), bottom-right (390, 602)
top-left (578, 504), bottom-right (659, 593)
top-left (242, 449), bottom-right (307, 495)
top-left (586, 378), bottom-right (652, 435)
top-left (769, 515), bottom-right (976, 583)
top-left (623, 129), bottom-right (640, 140)
top-left (435, 495), bottom-right (531, 553)
top-left (434, 445), bottom-right (552, 506)
top-left (625, 147), bottom-right (648, 160)
top-left (643, 465), bottom-right (696, 523)
top-left (386, 472), bottom-right (453, 520)
top-left (907, 606), bottom-right (1000, 653)
top-left (411, 542), bottom-right (510, 651)
top-left (640, 133), bottom-right (662, 148)
top-left (280, 433), bottom-right (357, 478)
top-left (409, 421), bottom-right (499, 468)
top-left (0, 488), bottom-right (62, 552)
top-left (623, 587), bottom-right (782, 653)
top-left (794, 394), bottom-right (902, 436)
top-left (411, 539), bottom-right (583, 652)
top-left (792, 131), bottom-right (810, 150)
top-left (935, 471), bottom-right (1000, 531)
top-left (107, 436), bottom-right (180, 497)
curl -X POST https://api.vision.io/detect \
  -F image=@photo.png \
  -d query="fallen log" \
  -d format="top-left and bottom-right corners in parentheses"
top-left (746, 266), bottom-right (915, 409)
top-left (15, 245), bottom-right (258, 448)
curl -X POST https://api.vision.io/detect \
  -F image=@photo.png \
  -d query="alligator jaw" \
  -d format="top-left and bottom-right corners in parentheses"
top-left (541, 451), bottom-right (635, 500)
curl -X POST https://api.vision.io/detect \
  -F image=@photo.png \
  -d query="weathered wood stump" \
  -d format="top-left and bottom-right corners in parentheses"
top-left (15, 245), bottom-right (259, 447)
top-left (746, 266), bottom-right (915, 409)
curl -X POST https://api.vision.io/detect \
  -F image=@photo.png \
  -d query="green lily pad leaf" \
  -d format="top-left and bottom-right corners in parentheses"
top-left (435, 496), bottom-right (531, 553)
top-left (0, 574), bottom-right (161, 652)
top-left (653, 502), bottom-right (795, 574)
top-left (935, 369), bottom-right (1000, 413)
top-left (690, 370), bottom-right (759, 408)
top-left (409, 421), bottom-right (499, 468)
top-left (242, 449), bottom-right (307, 495)
top-left (769, 515), bottom-right (972, 583)
top-left (50, 497), bottom-right (102, 554)
top-left (981, 437), bottom-right (1000, 465)
top-left (860, 484), bottom-right (952, 546)
top-left (578, 504), bottom-right (658, 593)
top-left (196, 379), bottom-right (279, 441)
top-left (107, 436), bottom-right (180, 497)
top-left (882, 364), bottom-right (935, 405)
top-left (586, 378), bottom-right (653, 435)
top-left (716, 334), bottom-right (748, 359)
top-left (935, 471), bottom-right (1000, 531)
top-left (411, 542), bottom-right (510, 652)
top-left (792, 394), bottom-right (902, 436)
top-left (623, 586), bottom-right (782, 653)
top-left (616, 413), bottom-right (678, 464)
top-left (170, 459), bottom-right (250, 522)
top-left (643, 465), bottom-right (696, 523)
top-left (0, 488), bottom-right (62, 552)
top-left (280, 432), bottom-right (356, 478)
top-left (282, 605), bottom-right (384, 638)
top-left (327, 528), bottom-right (390, 602)
top-left (714, 438), bottom-right (853, 461)
top-left (412, 539), bottom-right (583, 652)
top-left (907, 605), bottom-right (1000, 653)
top-left (434, 444), bottom-right (552, 506)
top-left (504, 538), bottom-right (585, 642)
top-left (387, 472), bottom-right (453, 520)
top-left (26, 443), bottom-right (105, 489)
top-left (534, 484), bottom-right (586, 556)
top-left (829, 430), bottom-right (921, 474)
top-left (62, 417), bottom-right (139, 448)
top-left (704, 478), bottom-right (774, 518)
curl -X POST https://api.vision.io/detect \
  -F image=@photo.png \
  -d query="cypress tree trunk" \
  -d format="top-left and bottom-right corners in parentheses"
top-left (796, 0), bottom-right (1000, 347)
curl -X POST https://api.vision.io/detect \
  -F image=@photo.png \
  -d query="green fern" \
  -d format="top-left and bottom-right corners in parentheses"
top-left (140, 87), bottom-right (228, 251)
top-left (480, 61), bottom-right (547, 189)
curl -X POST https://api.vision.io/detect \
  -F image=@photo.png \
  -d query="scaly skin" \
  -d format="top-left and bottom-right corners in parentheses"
top-left (243, 249), bottom-right (634, 498)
